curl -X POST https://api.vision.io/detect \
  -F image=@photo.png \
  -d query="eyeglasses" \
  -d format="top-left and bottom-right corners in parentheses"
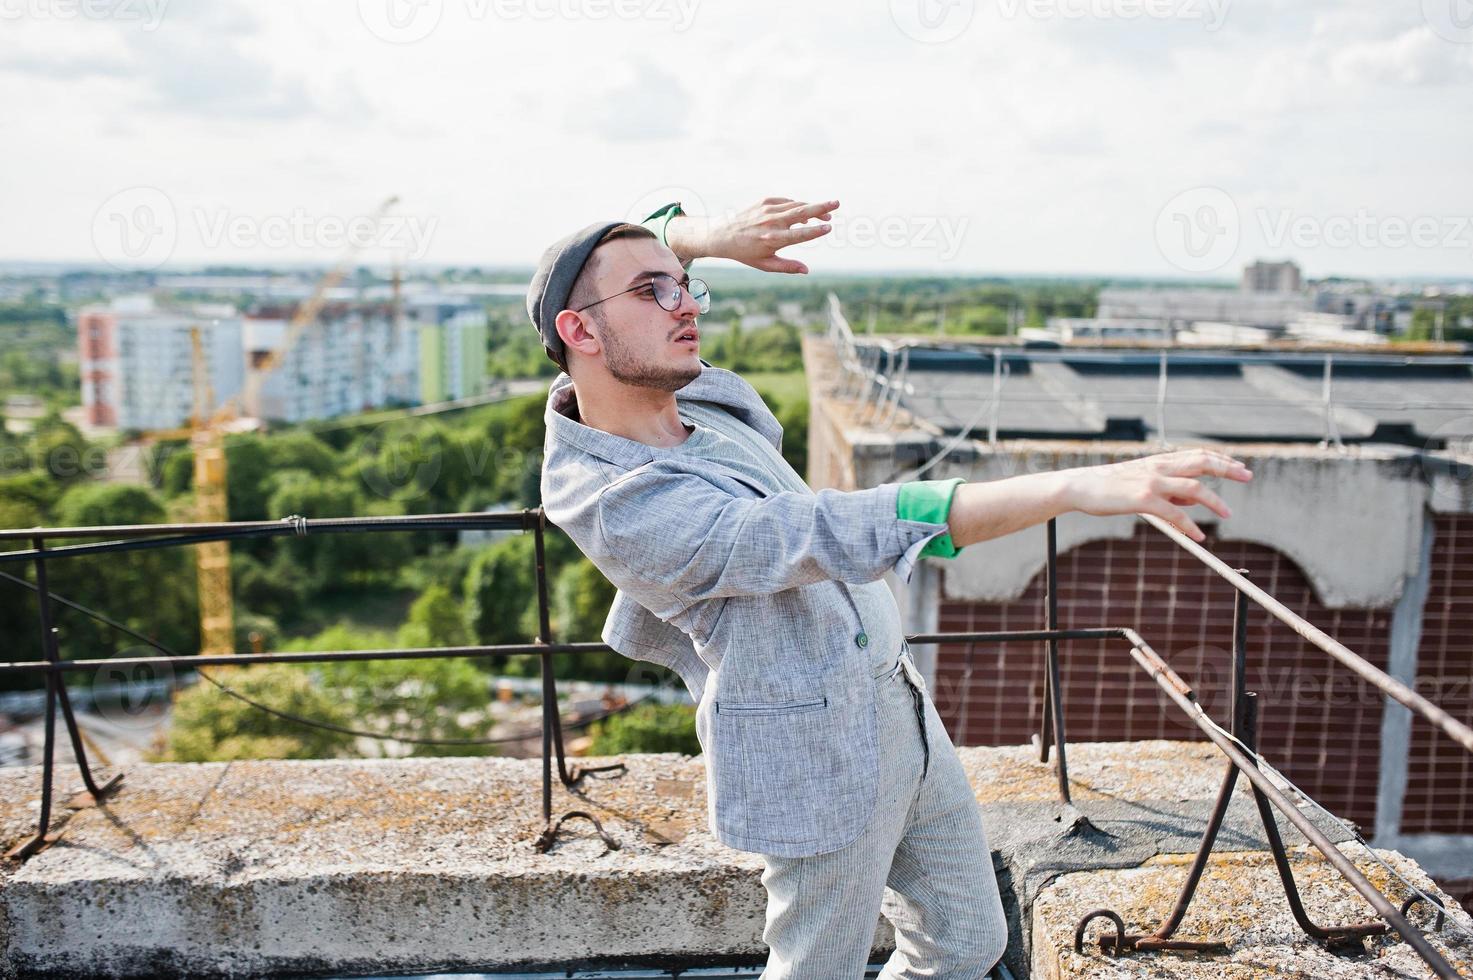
top-left (574, 273), bottom-right (711, 316)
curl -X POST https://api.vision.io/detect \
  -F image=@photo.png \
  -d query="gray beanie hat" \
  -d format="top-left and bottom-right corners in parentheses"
top-left (525, 220), bottom-right (626, 370)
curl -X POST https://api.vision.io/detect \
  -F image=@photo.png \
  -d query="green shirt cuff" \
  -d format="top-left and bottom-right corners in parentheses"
top-left (641, 201), bottom-right (693, 271)
top-left (897, 477), bottom-right (965, 559)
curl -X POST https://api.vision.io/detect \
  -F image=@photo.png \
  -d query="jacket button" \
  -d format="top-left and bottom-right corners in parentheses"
top-left (855, 631), bottom-right (869, 648)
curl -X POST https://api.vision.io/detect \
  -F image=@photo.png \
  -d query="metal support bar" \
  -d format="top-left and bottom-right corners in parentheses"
top-left (1142, 513), bottom-right (1473, 755)
top-left (1040, 519), bottom-right (1071, 801)
top-left (6, 537), bottom-right (122, 861)
top-left (532, 513), bottom-right (625, 853)
top-left (1117, 628), bottom-right (1461, 979)
top-left (1238, 695), bottom-right (1388, 951)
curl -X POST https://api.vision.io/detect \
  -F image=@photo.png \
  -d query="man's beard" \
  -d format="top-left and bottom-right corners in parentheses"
top-left (600, 314), bottom-right (702, 392)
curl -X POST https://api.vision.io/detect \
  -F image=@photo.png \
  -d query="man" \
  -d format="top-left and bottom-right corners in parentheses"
top-left (532, 198), bottom-right (1254, 978)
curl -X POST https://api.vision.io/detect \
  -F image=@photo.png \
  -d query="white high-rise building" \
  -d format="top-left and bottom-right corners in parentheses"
top-left (411, 297), bottom-right (488, 404)
top-left (1242, 260), bottom-right (1302, 293)
top-left (78, 295), bottom-right (245, 431)
top-left (244, 303), bottom-right (420, 423)
top-left (1097, 287), bottom-right (1311, 330)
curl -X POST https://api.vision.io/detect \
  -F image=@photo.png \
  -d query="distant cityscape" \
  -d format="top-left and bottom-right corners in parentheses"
top-left (1, 257), bottom-right (1470, 443)
top-left (1036, 260), bottom-right (1470, 347)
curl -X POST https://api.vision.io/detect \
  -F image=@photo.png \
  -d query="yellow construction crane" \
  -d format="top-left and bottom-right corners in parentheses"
top-left (153, 195), bottom-right (401, 655)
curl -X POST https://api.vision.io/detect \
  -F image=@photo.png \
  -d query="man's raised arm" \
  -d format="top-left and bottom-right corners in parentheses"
top-left (594, 466), bottom-right (960, 608)
top-left (642, 196), bottom-right (838, 274)
top-left (592, 448), bottom-right (1253, 611)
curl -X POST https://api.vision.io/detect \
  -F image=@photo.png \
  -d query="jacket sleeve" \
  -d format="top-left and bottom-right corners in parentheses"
top-left (594, 466), bottom-right (958, 605)
top-left (897, 476), bottom-right (966, 558)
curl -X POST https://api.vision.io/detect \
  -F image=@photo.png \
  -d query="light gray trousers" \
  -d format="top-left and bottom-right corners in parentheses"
top-left (757, 650), bottom-right (1010, 979)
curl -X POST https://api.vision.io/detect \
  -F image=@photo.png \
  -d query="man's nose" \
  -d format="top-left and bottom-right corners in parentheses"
top-left (672, 284), bottom-right (702, 318)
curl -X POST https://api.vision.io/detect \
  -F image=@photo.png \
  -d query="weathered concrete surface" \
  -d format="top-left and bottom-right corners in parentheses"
top-left (0, 742), bottom-right (1463, 978)
top-left (1034, 845), bottom-right (1473, 979)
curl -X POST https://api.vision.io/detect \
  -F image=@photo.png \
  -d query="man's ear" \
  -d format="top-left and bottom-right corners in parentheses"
top-left (554, 309), bottom-right (600, 359)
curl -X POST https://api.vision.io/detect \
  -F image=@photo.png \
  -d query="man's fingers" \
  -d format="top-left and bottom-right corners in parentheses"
top-left (1159, 447), bottom-right (1252, 481)
top-left (774, 222), bottom-right (832, 246)
top-left (774, 199), bottom-right (840, 225)
top-left (1160, 477), bottom-right (1231, 519)
top-left (753, 255), bottom-right (808, 275)
top-left (1152, 501), bottom-right (1204, 541)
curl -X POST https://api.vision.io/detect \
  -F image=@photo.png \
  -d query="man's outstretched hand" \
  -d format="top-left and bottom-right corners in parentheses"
top-left (1062, 448), bottom-right (1253, 542)
top-left (665, 197), bottom-right (838, 274)
top-left (947, 447), bottom-right (1255, 549)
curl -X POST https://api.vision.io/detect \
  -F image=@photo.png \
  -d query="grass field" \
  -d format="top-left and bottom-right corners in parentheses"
top-left (736, 369), bottom-right (809, 409)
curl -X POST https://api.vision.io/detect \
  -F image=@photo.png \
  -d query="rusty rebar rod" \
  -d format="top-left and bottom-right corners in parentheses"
top-left (1142, 513), bottom-right (1473, 755)
top-left (1118, 627), bottom-right (1461, 979)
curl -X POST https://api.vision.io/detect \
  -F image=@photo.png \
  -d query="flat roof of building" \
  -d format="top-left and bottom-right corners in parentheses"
top-left (859, 340), bottom-right (1473, 446)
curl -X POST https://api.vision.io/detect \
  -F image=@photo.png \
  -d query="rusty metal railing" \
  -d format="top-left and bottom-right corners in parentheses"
top-left (0, 508), bottom-right (1468, 975)
top-left (0, 510), bottom-right (632, 860)
top-left (906, 512), bottom-right (1468, 978)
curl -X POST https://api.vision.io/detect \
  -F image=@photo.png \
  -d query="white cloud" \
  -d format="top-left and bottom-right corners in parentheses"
top-left (1330, 26), bottom-right (1473, 86)
top-left (1, 0), bottom-right (1470, 278)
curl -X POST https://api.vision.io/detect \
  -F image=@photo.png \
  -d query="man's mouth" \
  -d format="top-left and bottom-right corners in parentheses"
top-left (674, 327), bottom-right (699, 348)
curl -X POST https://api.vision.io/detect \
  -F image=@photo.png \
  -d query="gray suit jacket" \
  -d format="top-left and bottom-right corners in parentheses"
top-left (539, 361), bottom-right (951, 857)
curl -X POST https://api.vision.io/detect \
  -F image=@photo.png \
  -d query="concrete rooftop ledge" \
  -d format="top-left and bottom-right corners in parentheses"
top-left (1, 742), bottom-right (1468, 978)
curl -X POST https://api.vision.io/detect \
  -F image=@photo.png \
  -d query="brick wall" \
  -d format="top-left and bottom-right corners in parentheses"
top-left (1403, 513), bottom-right (1473, 835)
top-left (932, 523), bottom-right (1395, 835)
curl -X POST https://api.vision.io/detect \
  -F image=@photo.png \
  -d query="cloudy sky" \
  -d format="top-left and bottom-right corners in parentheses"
top-left (3, 0), bottom-right (1471, 279)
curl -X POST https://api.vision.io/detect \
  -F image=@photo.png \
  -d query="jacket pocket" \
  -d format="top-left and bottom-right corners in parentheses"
top-left (716, 695), bottom-right (827, 716)
top-left (713, 695), bottom-right (837, 847)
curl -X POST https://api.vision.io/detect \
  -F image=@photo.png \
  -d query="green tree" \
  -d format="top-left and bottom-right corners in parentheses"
top-left (0, 472), bottom-right (62, 517)
top-left (29, 412), bottom-right (100, 487)
top-left (159, 663), bottom-right (357, 762)
top-left (231, 550), bottom-right (313, 626)
top-left (552, 557), bottom-right (615, 642)
top-left (462, 534), bottom-right (538, 648)
top-left (397, 583), bottom-right (470, 649)
top-left (47, 483), bottom-right (198, 663)
top-left (290, 623), bottom-right (496, 758)
top-left (586, 702), bottom-right (700, 756)
top-left (265, 470), bottom-right (412, 588)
